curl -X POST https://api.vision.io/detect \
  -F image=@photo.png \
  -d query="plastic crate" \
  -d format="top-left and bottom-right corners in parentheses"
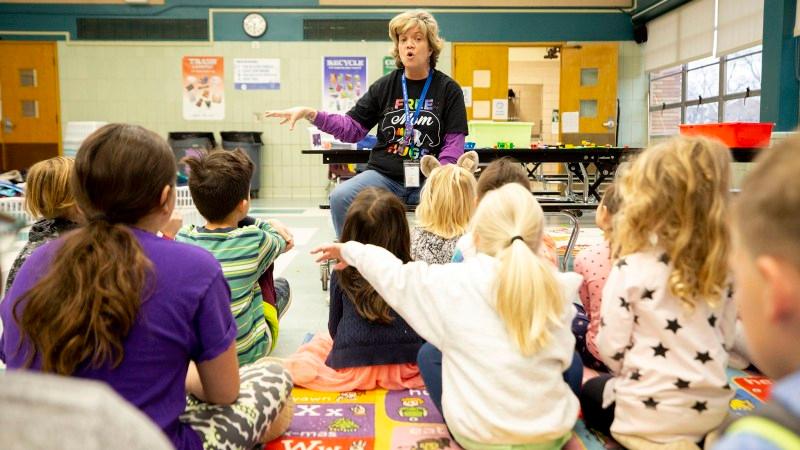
top-left (679, 122), bottom-right (774, 148)
top-left (468, 121), bottom-right (533, 149)
top-left (174, 186), bottom-right (204, 226)
top-left (0, 197), bottom-right (33, 225)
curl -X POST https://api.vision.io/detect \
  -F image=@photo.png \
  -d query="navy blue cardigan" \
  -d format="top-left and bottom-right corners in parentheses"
top-left (326, 271), bottom-right (425, 369)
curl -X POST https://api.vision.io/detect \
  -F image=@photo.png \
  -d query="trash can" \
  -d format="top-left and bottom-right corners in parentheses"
top-left (220, 131), bottom-right (263, 198)
top-left (167, 132), bottom-right (216, 184)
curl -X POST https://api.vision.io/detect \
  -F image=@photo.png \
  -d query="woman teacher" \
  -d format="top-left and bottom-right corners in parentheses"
top-left (266, 10), bottom-right (468, 237)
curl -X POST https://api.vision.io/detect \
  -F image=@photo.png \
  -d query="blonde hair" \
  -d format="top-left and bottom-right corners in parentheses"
top-left (734, 134), bottom-right (800, 269)
top-left (25, 156), bottom-right (76, 219)
top-left (472, 183), bottom-right (564, 355)
top-left (416, 164), bottom-right (477, 239)
top-left (612, 136), bottom-right (731, 308)
top-left (389, 10), bottom-right (444, 70)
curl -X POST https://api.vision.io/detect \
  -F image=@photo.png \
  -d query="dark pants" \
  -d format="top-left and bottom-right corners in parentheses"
top-left (572, 303), bottom-right (610, 372)
top-left (579, 374), bottom-right (615, 435)
top-left (417, 343), bottom-right (584, 417)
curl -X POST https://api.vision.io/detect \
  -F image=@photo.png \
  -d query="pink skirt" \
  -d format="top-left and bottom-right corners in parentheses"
top-left (285, 332), bottom-right (425, 392)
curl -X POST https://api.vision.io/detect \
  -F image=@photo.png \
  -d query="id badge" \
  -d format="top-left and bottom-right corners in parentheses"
top-left (403, 161), bottom-right (421, 188)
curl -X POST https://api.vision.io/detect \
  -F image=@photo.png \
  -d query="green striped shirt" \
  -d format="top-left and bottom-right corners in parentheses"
top-left (176, 219), bottom-right (286, 365)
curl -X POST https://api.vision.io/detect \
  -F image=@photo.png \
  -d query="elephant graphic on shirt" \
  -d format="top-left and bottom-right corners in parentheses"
top-left (382, 109), bottom-right (442, 148)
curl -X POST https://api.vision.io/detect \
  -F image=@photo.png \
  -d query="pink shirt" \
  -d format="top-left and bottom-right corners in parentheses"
top-left (574, 240), bottom-right (612, 361)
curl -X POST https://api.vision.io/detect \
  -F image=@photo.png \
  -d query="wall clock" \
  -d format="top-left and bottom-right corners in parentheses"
top-left (243, 13), bottom-right (268, 38)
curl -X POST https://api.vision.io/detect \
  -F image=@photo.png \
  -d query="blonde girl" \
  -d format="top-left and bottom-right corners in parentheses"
top-left (579, 136), bottom-right (736, 448)
top-left (6, 157), bottom-right (81, 291)
top-left (313, 183), bottom-right (581, 449)
top-left (411, 151), bottom-right (478, 264)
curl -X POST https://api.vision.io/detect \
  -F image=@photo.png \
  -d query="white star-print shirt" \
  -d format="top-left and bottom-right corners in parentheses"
top-left (598, 249), bottom-right (736, 443)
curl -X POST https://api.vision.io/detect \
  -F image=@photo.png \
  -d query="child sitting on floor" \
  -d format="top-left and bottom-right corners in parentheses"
top-left (176, 149), bottom-right (292, 365)
top-left (287, 187), bottom-right (425, 391)
top-left (433, 156), bottom-right (582, 398)
top-left (6, 157), bottom-right (82, 291)
top-left (313, 183), bottom-right (581, 449)
top-left (0, 124), bottom-right (292, 449)
top-left (713, 134), bottom-right (800, 449)
top-left (573, 184), bottom-right (621, 371)
top-left (452, 156), bottom-right (558, 266)
top-left (580, 136), bottom-right (736, 449)
top-left (411, 151), bottom-right (478, 264)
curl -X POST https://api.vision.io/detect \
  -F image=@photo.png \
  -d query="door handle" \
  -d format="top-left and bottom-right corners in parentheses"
top-left (602, 119), bottom-right (616, 129)
top-left (3, 117), bottom-right (13, 133)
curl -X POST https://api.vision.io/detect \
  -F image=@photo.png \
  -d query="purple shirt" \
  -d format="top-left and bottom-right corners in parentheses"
top-left (0, 228), bottom-right (237, 450)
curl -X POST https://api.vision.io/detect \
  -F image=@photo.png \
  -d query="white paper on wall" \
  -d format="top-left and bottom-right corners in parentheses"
top-left (473, 70), bottom-right (491, 88)
top-left (492, 99), bottom-right (508, 120)
top-left (562, 111), bottom-right (579, 133)
top-left (473, 100), bottom-right (490, 119)
top-left (462, 86), bottom-right (473, 107)
top-left (234, 58), bottom-right (280, 90)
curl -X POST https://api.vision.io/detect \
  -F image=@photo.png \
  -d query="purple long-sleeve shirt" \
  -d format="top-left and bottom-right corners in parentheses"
top-left (313, 111), bottom-right (466, 165)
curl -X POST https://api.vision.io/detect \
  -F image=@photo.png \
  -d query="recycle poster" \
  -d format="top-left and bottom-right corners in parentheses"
top-left (182, 56), bottom-right (225, 121)
top-left (322, 56), bottom-right (367, 113)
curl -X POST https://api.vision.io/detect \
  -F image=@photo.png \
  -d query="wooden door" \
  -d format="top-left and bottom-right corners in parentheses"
top-left (453, 44), bottom-right (509, 121)
top-left (0, 42), bottom-right (61, 171)
top-left (559, 43), bottom-right (618, 145)
top-left (509, 84), bottom-right (543, 137)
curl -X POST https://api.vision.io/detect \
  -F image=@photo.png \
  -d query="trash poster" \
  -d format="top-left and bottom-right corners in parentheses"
top-left (182, 56), bottom-right (225, 120)
top-left (322, 56), bottom-right (367, 113)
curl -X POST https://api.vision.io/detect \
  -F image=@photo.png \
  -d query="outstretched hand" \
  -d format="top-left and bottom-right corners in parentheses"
top-left (267, 219), bottom-right (295, 252)
top-left (264, 107), bottom-right (317, 131)
top-left (311, 243), bottom-right (349, 270)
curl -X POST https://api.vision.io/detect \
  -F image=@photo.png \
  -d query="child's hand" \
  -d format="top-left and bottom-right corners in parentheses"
top-left (264, 107), bottom-right (317, 131)
top-left (268, 219), bottom-right (294, 252)
top-left (311, 243), bottom-right (348, 270)
top-left (161, 210), bottom-right (183, 239)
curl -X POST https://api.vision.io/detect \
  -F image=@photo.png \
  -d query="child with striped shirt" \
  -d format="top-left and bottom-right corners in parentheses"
top-left (176, 149), bottom-right (292, 365)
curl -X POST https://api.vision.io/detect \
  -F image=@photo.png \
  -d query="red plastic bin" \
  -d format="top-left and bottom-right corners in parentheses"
top-left (679, 122), bottom-right (774, 148)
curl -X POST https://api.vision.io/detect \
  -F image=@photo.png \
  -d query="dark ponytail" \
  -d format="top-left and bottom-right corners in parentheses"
top-left (338, 187), bottom-right (412, 324)
top-left (14, 124), bottom-right (176, 375)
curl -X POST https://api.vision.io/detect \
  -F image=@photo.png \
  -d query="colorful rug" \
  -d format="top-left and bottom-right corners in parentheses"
top-left (265, 368), bottom-right (771, 450)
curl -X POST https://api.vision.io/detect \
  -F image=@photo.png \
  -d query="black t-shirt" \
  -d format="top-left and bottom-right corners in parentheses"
top-left (347, 69), bottom-right (468, 182)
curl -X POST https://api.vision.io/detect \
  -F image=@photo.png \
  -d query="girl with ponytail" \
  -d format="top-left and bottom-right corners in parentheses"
top-left (312, 183), bottom-right (582, 449)
top-left (1, 124), bottom-right (293, 449)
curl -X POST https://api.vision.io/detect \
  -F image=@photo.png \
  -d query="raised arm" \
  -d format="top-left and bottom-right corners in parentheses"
top-left (312, 242), bottom-right (452, 348)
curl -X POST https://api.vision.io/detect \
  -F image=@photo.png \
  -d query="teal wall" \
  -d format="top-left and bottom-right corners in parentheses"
top-left (760, 0), bottom-right (799, 131)
top-left (0, 2), bottom-right (634, 42)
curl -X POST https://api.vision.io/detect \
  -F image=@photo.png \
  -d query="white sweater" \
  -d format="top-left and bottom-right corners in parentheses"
top-left (341, 241), bottom-right (581, 445)
top-left (598, 250), bottom-right (736, 443)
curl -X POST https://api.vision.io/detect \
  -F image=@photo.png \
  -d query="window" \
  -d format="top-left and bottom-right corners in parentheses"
top-left (19, 69), bottom-right (36, 87)
top-left (21, 100), bottom-right (38, 118)
top-left (580, 68), bottom-right (599, 86)
top-left (647, 45), bottom-right (762, 138)
top-left (686, 57), bottom-right (719, 100)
